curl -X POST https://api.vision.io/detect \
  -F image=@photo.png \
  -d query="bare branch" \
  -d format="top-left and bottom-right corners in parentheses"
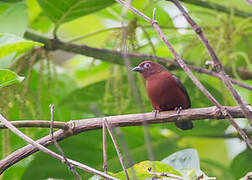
top-left (102, 121), bottom-right (108, 174)
top-left (120, 0), bottom-right (155, 164)
top-left (114, 0), bottom-right (252, 149)
top-left (169, 0), bottom-right (252, 126)
top-left (104, 119), bottom-right (130, 180)
top-left (0, 106), bottom-right (252, 173)
top-left (23, 30), bottom-right (252, 91)
top-left (49, 104), bottom-right (81, 180)
top-left (0, 113), bottom-right (118, 180)
top-left (0, 120), bottom-right (69, 130)
top-left (244, 0), bottom-right (252, 6)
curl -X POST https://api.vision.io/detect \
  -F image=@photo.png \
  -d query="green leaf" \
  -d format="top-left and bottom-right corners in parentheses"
top-left (37, 0), bottom-right (114, 25)
top-left (0, 2), bottom-right (29, 68)
top-left (0, 33), bottom-right (43, 59)
top-left (0, 2), bottom-right (28, 36)
top-left (0, 69), bottom-right (24, 88)
top-left (230, 149), bottom-right (252, 179)
top-left (114, 161), bottom-right (182, 179)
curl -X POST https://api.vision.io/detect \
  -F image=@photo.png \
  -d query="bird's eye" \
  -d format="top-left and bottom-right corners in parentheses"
top-left (143, 63), bottom-right (151, 69)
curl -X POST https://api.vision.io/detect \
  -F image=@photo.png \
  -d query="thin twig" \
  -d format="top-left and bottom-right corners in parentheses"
top-left (169, 0), bottom-right (252, 126)
top-left (114, 0), bottom-right (252, 149)
top-left (139, 25), bottom-right (156, 55)
top-left (49, 104), bottom-right (81, 180)
top-left (102, 121), bottom-right (108, 174)
top-left (0, 113), bottom-right (118, 180)
top-left (120, 0), bottom-right (155, 164)
top-left (114, 128), bottom-right (137, 179)
top-left (104, 119), bottom-right (130, 180)
top-left (190, 65), bottom-right (252, 91)
top-left (244, 0), bottom-right (252, 6)
top-left (0, 120), bottom-right (69, 129)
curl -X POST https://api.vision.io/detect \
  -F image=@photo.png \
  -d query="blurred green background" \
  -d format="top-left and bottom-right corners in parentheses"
top-left (0, 0), bottom-right (252, 179)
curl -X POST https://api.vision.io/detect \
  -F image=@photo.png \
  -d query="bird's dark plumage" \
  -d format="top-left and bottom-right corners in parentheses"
top-left (132, 60), bottom-right (193, 130)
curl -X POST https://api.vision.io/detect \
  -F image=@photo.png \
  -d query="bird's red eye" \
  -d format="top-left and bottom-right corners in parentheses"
top-left (143, 63), bottom-right (151, 69)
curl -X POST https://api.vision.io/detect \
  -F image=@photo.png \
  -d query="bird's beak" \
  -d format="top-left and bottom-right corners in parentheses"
top-left (132, 66), bottom-right (144, 73)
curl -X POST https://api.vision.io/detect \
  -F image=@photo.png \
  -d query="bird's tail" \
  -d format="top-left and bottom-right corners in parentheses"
top-left (175, 120), bottom-right (193, 130)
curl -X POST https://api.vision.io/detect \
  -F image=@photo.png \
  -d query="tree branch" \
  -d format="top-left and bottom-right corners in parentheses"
top-left (0, 120), bottom-right (69, 130)
top-left (0, 106), bottom-right (251, 173)
top-left (179, 0), bottom-right (252, 18)
top-left (244, 0), bottom-right (252, 6)
top-left (114, 0), bottom-right (252, 148)
top-left (0, 114), bottom-right (118, 180)
top-left (169, 0), bottom-right (252, 126)
top-left (104, 119), bottom-right (130, 180)
top-left (23, 30), bottom-right (252, 91)
top-left (49, 104), bottom-right (81, 180)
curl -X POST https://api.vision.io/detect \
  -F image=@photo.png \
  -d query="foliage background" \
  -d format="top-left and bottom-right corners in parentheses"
top-left (0, 0), bottom-right (252, 179)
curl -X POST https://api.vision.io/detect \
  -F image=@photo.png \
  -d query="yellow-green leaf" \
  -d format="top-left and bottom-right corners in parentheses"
top-left (0, 33), bottom-right (43, 59)
top-left (0, 69), bottom-right (24, 88)
top-left (37, 0), bottom-right (114, 25)
top-left (114, 161), bottom-right (182, 179)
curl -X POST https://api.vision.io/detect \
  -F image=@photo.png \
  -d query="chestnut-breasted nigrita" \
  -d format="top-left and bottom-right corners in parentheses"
top-left (132, 60), bottom-right (193, 130)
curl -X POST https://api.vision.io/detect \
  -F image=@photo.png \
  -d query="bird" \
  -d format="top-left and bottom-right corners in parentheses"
top-left (132, 60), bottom-right (193, 130)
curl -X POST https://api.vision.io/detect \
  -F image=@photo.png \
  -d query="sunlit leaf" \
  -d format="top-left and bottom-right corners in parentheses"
top-left (114, 161), bottom-right (182, 179)
top-left (0, 33), bottom-right (43, 59)
top-left (0, 69), bottom-right (24, 88)
top-left (37, 0), bottom-right (114, 24)
top-left (0, 2), bottom-right (28, 36)
top-left (0, 2), bottom-right (29, 68)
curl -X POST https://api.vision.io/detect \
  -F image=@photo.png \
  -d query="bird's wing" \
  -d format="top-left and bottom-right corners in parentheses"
top-left (172, 74), bottom-right (191, 108)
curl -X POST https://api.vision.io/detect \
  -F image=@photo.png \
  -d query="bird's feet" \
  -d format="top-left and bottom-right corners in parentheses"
top-left (174, 106), bottom-right (182, 115)
top-left (152, 110), bottom-right (160, 119)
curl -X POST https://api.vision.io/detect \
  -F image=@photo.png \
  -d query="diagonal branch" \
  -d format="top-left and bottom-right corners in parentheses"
top-left (0, 106), bottom-right (252, 173)
top-left (168, 0), bottom-right (252, 126)
top-left (49, 104), bottom-right (81, 180)
top-left (245, 0), bottom-right (252, 6)
top-left (0, 113), bottom-right (118, 180)
top-left (104, 119), bottom-right (130, 180)
top-left (114, 0), bottom-right (252, 149)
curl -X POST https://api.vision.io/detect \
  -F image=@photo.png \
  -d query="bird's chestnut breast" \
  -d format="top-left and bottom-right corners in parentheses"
top-left (145, 71), bottom-right (189, 110)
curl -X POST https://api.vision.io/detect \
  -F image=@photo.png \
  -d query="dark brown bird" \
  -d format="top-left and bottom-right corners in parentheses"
top-left (132, 60), bottom-right (193, 130)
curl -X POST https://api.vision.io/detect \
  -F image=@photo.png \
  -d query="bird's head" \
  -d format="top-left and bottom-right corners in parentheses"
top-left (132, 61), bottom-right (166, 79)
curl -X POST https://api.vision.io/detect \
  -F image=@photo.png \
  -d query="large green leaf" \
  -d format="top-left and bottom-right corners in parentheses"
top-left (0, 2), bottom-right (29, 68)
top-left (37, 0), bottom-right (114, 24)
top-left (0, 69), bottom-right (24, 88)
top-left (0, 2), bottom-right (28, 36)
top-left (0, 33), bottom-right (43, 59)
